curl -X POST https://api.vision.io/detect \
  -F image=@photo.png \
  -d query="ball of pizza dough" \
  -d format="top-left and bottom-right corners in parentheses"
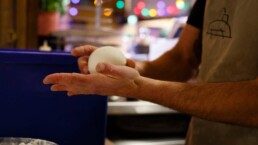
top-left (88, 46), bottom-right (126, 74)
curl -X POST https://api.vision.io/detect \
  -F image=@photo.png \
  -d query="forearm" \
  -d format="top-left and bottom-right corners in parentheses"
top-left (131, 77), bottom-right (258, 127)
top-left (136, 25), bottom-right (201, 82)
top-left (137, 46), bottom-right (198, 82)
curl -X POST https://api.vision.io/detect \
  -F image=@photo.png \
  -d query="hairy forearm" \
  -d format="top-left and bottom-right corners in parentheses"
top-left (132, 77), bottom-right (258, 127)
top-left (137, 29), bottom-right (201, 82)
top-left (137, 47), bottom-right (198, 82)
top-left (138, 62), bottom-right (194, 82)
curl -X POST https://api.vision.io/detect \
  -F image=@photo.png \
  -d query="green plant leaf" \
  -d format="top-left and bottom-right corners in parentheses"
top-left (40, 0), bottom-right (69, 15)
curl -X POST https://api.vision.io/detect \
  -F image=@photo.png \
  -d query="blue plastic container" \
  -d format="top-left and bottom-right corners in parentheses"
top-left (0, 49), bottom-right (108, 145)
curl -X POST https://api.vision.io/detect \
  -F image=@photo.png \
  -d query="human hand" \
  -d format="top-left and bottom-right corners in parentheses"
top-left (43, 62), bottom-right (141, 97)
top-left (71, 45), bottom-right (97, 74)
top-left (71, 45), bottom-right (136, 74)
top-left (43, 45), bottom-right (140, 96)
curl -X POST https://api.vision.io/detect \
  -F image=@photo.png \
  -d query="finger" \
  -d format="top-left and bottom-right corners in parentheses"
top-left (43, 73), bottom-right (64, 84)
top-left (96, 62), bottom-right (139, 79)
top-left (77, 56), bottom-right (89, 74)
top-left (71, 45), bottom-right (97, 57)
top-left (51, 84), bottom-right (67, 91)
top-left (67, 91), bottom-right (74, 96)
top-left (96, 63), bottom-right (117, 77)
top-left (43, 73), bottom-right (83, 85)
top-left (67, 91), bottom-right (85, 96)
top-left (126, 59), bottom-right (136, 68)
top-left (67, 91), bottom-right (81, 97)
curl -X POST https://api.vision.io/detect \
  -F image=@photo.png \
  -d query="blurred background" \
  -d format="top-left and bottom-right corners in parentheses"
top-left (0, 0), bottom-right (195, 60)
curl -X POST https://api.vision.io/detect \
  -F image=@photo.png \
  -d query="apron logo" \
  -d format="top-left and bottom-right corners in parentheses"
top-left (207, 8), bottom-right (232, 39)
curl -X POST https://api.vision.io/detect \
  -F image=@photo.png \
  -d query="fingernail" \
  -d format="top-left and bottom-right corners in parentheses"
top-left (43, 78), bottom-right (48, 84)
top-left (50, 86), bottom-right (56, 91)
top-left (96, 63), bottom-right (105, 72)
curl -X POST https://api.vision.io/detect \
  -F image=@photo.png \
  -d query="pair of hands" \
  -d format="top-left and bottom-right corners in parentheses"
top-left (43, 45), bottom-right (141, 97)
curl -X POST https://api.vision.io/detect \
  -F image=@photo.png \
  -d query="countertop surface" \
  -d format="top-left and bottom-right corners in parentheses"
top-left (108, 98), bottom-right (179, 115)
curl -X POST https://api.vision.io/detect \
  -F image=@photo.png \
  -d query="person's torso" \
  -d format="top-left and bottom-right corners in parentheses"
top-left (198, 0), bottom-right (258, 82)
top-left (187, 0), bottom-right (258, 145)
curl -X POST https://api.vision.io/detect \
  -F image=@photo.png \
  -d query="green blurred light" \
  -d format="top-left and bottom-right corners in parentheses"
top-left (127, 15), bottom-right (138, 25)
top-left (116, 0), bottom-right (125, 9)
top-left (141, 8), bottom-right (149, 17)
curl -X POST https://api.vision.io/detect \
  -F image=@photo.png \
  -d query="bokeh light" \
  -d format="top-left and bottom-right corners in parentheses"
top-left (141, 8), bottom-right (149, 17)
top-left (69, 7), bottom-right (78, 16)
top-left (127, 15), bottom-right (138, 25)
top-left (176, 0), bottom-right (185, 10)
top-left (134, 7), bottom-right (141, 15)
top-left (116, 0), bottom-right (125, 9)
top-left (94, 0), bottom-right (103, 6)
top-left (149, 9), bottom-right (157, 17)
top-left (71, 0), bottom-right (80, 4)
top-left (166, 5), bottom-right (179, 15)
top-left (137, 1), bottom-right (146, 9)
top-left (104, 8), bottom-right (113, 16)
top-left (157, 1), bottom-right (166, 9)
top-left (158, 9), bottom-right (166, 16)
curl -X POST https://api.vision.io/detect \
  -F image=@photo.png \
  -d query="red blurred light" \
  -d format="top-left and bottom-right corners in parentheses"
top-left (137, 1), bottom-right (146, 9)
top-left (134, 7), bottom-right (142, 15)
top-left (166, 5), bottom-right (179, 15)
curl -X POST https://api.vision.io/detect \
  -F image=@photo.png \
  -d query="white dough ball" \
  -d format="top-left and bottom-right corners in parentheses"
top-left (88, 46), bottom-right (126, 74)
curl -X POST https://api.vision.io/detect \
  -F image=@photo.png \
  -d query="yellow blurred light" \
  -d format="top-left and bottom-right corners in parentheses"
top-left (149, 9), bottom-right (157, 17)
top-left (94, 0), bottom-right (97, 6)
top-left (94, 0), bottom-right (97, 5)
top-left (104, 8), bottom-right (113, 16)
top-left (94, 0), bottom-right (103, 6)
top-left (176, 0), bottom-right (185, 10)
